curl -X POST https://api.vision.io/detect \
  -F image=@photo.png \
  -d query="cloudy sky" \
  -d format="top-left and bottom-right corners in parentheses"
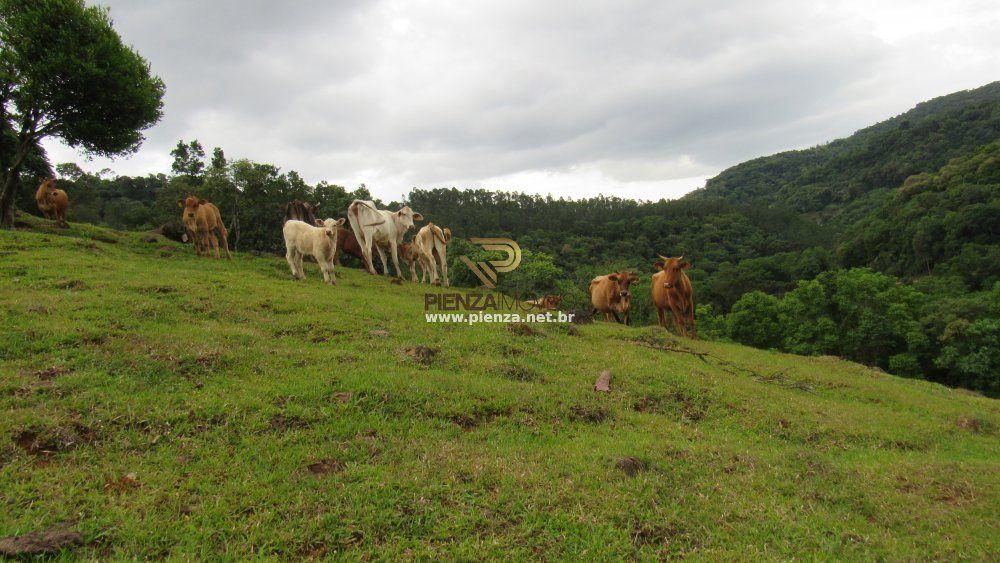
top-left (44, 0), bottom-right (1000, 201)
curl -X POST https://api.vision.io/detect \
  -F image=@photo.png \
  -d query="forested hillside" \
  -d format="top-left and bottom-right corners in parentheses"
top-left (690, 81), bottom-right (1000, 226)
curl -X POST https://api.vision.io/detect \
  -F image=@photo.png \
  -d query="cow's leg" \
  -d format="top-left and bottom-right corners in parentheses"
top-left (425, 250), bottom-right (439, 285)
top-left (389, 241), bottom-right (404, 279)
top-left (375, 245), bottom-right (390, 277)
top-left (208, 231), bottom-right (221, 259)
top-left (285, 247), bottom-right (298, 279)
top-left (624, 310), bottom-right (631, 326)
top-left (409, 260), bottom-right (418, 282)
top-left (359, 234), bottom-right (377, 274)
top-left (320, 259), bottom-right (333, 284)
top-left (670, 304), bottom-right (687, 337)
top-left (611, 310), bottom-right (623, 324)
top-left (295, 252), bottom-right (305, 279)
top-left (217, 225), bottom-right (233, 260)
top-left (656, 308), bottom-right (666, 328)
top-left (686, 305), bottom-right (697, 339)
top-left (437, 245), bottom-right (449, 288)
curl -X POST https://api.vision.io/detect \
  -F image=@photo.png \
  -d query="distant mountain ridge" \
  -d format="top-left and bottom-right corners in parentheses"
top-left (687, 81), bottom-right (1000, 227)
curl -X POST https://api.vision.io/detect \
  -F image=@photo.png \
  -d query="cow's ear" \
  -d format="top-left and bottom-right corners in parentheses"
top-left (412, 212), bottom-right (424, 221)
top-left (653, 260), bottom-right (664, 269)
top-left (629, 273), bottom-right (640, 282)
top-left (334, 218), bottom-right (345, 226)
top-left (198, 198), bottom-right (207, 205)
top-left (312, 202), bottom-right (320, 209)
top-left (682, 261), bottom-right (691, 269)
top-left (314, 219), bottom-right (324, 227)
top-left (608, 274), bottom-right (619, 282)
top-left (177, 199), bottom-right (185, 208)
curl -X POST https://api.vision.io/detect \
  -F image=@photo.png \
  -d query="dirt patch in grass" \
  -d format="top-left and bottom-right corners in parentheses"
top-left (445, 404), bottom-right (516, 430)
top-left (368, 329), bottom-right (389, 338)
top-left (615, 456), bottom-right (648, 476)
top-left (507, 322), bottom-right (542, 337)
top-left (567, 404), bottom-right (612, 424)
top-left (307, 459), bottom-right (344, 475)
top-left (497, 363), bottom-right (541, 382)
top-left (32, 365), bottom-right (72, 380)
top-left (13, 423), bottom-right (100, 457)
top-left (0, 525), bottom-right (83, 557)
top-left (956, 416), bottom-right (992, 434)
top-left (330, 391), bottom-right (354, 403)
top-left (136, 285), bottom-right (176, 294)
top-left (103, 472), bottom-right (140, 494)
top-left (27, 304), bottom-right (53, 315)
top-left (403, 346), bottom-right (439, 365)
top-left (53, 279), bottom-right (87, 291)
top-left (631, 521), bottom-right (699, 552)
top-left (633, 389), bottom-right (710, 421)
top-left (268, 413), bottom-right (314, 433)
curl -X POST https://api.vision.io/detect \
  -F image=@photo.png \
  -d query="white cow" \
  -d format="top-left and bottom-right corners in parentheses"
top-left (283, 218), bottom-right (346, 284)
top-left (346, 199), bottom-right (423, 278)
top-left (412, 223), bottom-right (452, 287)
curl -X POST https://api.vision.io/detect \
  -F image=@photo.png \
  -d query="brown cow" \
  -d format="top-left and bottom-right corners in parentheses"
top-left (588, 271), bottom-right (639, 325)
top-left (524, 295), bottom-right (563, 310)
top-left (177, 196), bottom-right (232, 259)
top-left (334, 227), bottom-right (367, 265)
top-left (35, 178), bottom-right (68, 227)
top-left (398, 242), bottom-right (421, 281)
top-left (412, 223), bottom-right (452, 286)
top-left (284, 200), bottom-right (319, 226)
top-left (651, 254), bottom-right (696, 338)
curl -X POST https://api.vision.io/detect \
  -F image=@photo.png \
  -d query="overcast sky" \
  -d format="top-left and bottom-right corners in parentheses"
top-left (43, 0), bottom-right (1000, 201)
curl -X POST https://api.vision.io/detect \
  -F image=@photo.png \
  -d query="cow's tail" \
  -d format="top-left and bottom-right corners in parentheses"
top-left (347, 201), bottom-right (367, 250)
top-left (432, 225), bottom-right (448, 246)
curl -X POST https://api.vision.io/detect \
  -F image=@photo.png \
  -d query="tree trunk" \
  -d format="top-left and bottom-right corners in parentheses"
top-left (0, 137), bottom-right (33, 229)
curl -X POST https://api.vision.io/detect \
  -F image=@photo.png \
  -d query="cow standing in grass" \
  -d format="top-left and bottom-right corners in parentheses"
top-left (35, 178), bottom-right (68, 227)
top-left (589, 271), bottom-right (639, 325)
top-left (346, 199), bottom-right (423, 278)
top-left (283, 218), bottom-right (346, 284)
top-left (177, 196), bottom-right (232, 259)
top-left (652, 254), bottom-right (696, 338)
top-left (412, 223), bottom-right (452, 286)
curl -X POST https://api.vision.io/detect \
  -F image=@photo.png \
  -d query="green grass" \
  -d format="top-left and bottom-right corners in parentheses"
top-left (2, 217), bottom-right (998, 560)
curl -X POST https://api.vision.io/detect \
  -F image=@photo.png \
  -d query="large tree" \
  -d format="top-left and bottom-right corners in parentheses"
top-left (0, 0), bottom-right (164, 226)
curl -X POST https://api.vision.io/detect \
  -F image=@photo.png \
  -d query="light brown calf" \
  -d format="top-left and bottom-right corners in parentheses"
top-left (177, 196), bottom-right (232, 259)
top-left (412, 223), bottom-right (452, 286)
top-left (589, 271), bottom-right (639, 325)
top-left (35, 178), bottom-right (68, 227)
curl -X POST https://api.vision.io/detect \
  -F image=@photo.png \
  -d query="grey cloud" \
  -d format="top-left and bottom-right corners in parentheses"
top-left (51, 0), bottom-right (999, 199)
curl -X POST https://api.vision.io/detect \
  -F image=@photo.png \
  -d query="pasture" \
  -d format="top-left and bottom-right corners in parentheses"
top-left (1, 218), bottom-right (997, 559)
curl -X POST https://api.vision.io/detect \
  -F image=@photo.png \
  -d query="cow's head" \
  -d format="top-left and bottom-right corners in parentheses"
top-left (654, 255), bottom-right (691, 288)
top-left (315, 217), bottom-right (346, 239)
top-left (545, 295), bottom-right (563, 308)
top-left (442, 227), bottom-right (452, 244)
top-left (608, 271), bottom-right (639, 299)
top-left (177, 196), bottom-right (206, 223)
top-left (395, 206), bottom-right (423, 232)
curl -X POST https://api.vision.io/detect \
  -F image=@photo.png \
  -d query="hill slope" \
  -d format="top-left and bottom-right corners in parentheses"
top-left (1, 221), bottom-right (997, 559)
top-left (689, 81), bottom-right (1000, 227)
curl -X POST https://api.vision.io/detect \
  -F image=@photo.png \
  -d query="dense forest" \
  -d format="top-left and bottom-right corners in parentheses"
top-left (6, 84), bottom-right (999, 395)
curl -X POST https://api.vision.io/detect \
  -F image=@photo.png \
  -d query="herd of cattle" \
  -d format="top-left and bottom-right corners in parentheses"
top-left (33, 179), bottom-right (697, 337)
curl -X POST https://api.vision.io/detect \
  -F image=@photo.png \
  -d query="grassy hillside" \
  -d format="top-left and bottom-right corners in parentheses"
top-left (1, 219), bottom-right (998, 559)
top-left (690, 81), bottom-right (1000, 227)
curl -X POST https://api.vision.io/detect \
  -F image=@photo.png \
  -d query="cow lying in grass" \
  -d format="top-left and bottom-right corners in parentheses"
top-left (589, 271), bottom-right (639, 325)
top-left (524, 295), bottom-right (563, 310)
top-left (283, 218), bottom-right (346, 284)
